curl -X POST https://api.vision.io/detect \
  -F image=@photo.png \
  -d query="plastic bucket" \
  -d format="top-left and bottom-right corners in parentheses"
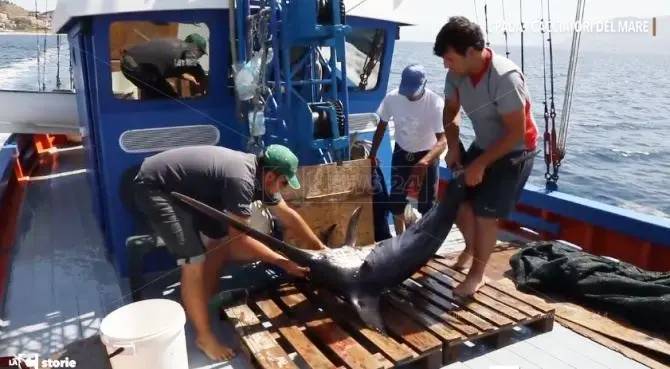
top-left (100, 299), bottom-right (188, 369)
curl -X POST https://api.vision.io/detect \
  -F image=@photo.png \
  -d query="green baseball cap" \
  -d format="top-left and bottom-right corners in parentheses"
top-left (263, 144), bottom-right (300, 189)
top-left (185, 33), bottom-right (207, 55)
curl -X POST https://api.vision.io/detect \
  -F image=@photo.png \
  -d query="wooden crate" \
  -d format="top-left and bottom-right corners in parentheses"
top-left (222, 256), bottom-right (555, 369)
top-left (280, 159), bottom-right (375, 248)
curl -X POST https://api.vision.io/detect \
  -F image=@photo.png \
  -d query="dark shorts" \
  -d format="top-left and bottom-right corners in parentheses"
top-left (460, 141), bottom-right (535, 219)
top-left (388, 144), bottom-right (439, 215)
top-left (120, 55), bottom-right (178, 99)
top-left (132, 181), bottom-right (226, 264)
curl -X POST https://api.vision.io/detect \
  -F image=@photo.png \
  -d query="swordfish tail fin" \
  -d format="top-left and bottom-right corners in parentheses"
top-left (360, 174), bottom-right (468, 287)
top-left (170, 192), bottom-right (315, 265)
top-left (351, 293), bottom-right (386, 333)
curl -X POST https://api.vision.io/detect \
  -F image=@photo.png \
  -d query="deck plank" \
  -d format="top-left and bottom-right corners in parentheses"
top-left (254, 296), bottom-right (339, 369)
top-left (539, 324), bottom-right (651, 369)
top-left (0, 148), bottom-right (124, 357)
top-left (517, 324), bottom-right (613, 369)
top-left (274, 285), bottom-right (384, 369)
top-left (307, 289), bottom-right (419, 364)
top-left (502, 338), bottom-right (573, 369)
top-left (425, 260), bottom-right (541, 319)
top-left (0, 148), bottom-right (249, 369)
top-left (225, 303), bottom-right (298, 369)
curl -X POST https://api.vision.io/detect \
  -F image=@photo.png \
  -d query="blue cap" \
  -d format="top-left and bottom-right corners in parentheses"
top-left (398, 64), bottom-right (427, 98)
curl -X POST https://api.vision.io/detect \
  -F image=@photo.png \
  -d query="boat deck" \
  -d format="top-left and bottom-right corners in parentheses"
top-left (0, 147), bottom-right (655, 369)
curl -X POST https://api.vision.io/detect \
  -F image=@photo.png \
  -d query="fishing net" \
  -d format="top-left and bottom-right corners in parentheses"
top-left (509, 241), bottom-right (670, 336)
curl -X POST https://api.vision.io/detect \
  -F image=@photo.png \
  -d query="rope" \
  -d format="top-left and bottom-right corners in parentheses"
top-left (500, 0), bottom-right (510, 57)
top-left (558, 0), bottom-right (586, 158)
top-left (483, 1), bottom-right (490, 47)
top-left (243, 7), bottom-right (272, 152)
top-left (473, 0), bottom-right (480, 23)
top-left (69, 53), bottom-right (74, 90)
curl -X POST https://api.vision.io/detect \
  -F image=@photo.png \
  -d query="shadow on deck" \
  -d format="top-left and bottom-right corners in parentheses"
top-left (0, 147), bottom-right (254, 369)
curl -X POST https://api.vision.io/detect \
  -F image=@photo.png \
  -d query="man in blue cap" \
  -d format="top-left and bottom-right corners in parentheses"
top-left (132, 144), bottom-right (326, 361)
top-left (369, 64), bottom-right (447, 234)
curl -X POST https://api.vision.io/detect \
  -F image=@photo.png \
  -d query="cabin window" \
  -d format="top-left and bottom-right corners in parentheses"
top-left (345, 27), bottom-right (386, 91)
top-left (318, 26), bottom-right (386, 91)
top-left (108, 21), bottom-right (211, 101)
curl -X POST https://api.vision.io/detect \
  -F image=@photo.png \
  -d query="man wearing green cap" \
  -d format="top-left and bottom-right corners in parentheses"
top-left (132, 144), bottom-right (326, 361)
top-left (120, 33), bottom-right (208, 99)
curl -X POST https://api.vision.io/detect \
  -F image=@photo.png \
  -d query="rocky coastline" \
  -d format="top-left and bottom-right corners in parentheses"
top-left (0, 1), bottom-right (52, 33)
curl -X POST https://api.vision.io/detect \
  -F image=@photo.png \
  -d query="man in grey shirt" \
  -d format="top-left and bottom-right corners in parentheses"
top-left (433, 16), bottom-right (538, 297)
top-left (132, 144), bottom-right (326, 361)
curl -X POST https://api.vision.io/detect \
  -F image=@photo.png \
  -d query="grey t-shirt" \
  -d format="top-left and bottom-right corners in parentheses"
top-left (136, 145), bottom-right (281, 237)
top-left (444, 49), bottom-right (539, 151)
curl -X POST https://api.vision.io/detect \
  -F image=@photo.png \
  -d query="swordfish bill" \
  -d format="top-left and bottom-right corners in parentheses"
top-left (171, 173), bottom-right (467, 333)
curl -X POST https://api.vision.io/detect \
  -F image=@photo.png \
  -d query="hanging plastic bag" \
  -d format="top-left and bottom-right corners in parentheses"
top-left (234, 48), bottom-right (274, 101)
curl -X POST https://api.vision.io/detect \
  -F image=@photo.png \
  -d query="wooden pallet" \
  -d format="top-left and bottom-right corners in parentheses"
top-left (222, 256), bottom-right (555, 369)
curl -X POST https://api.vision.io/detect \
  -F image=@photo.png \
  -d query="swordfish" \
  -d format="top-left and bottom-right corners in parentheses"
top-left (171, 173), bottom-right (467, 333)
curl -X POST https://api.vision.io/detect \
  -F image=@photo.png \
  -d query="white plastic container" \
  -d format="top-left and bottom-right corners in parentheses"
top-left (100, 299), bottom-right (188, 369)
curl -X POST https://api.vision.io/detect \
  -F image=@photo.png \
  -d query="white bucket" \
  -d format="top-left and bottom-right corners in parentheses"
top-left (100, 299), bottom-right (189, 369)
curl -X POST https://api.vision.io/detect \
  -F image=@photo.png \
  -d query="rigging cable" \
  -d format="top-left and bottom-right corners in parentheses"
top-left (358, 30), bottom-right (384, 89)
top-left (473, 0), bottom-right (480, 24)
top-left (56, 34), bottom-right (62, 89)
top-left (545, 0), bottom-right (559, 188)
top-left (558, 0), bottom-right (586, 164)
top-left (34, 0), bottom-right (41, 91)
top-left (519, 0), bottom-right (524, 73)
top-left (500, 0), bottom-right (510, 57)
top-left (483, 1), bottom-right (490, 46)
top-left (41, 0), bottom-right (48, 91)
top-left (539, 0), bottom-right (552, 186)
top-left (69, 49), bottom-right (74, 90)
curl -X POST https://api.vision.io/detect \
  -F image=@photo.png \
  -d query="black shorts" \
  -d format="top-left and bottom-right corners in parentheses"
top-left (388, 144), bottom-right (439, 215)
top-left (132, 181), bottom-right (226, 264)
top-left (460, 141), bottom-right (534, 219)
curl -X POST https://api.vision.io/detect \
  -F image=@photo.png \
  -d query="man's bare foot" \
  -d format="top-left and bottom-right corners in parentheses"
top-left (451, 251), bottom-right (472, 270)
top-left (196, 334), bottom-right (236, 361)
top-left (453, 275), bottom-right (486, 297)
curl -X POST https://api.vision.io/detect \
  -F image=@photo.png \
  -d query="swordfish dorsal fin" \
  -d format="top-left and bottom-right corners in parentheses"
top-left (344, 206), bottom-right (362, 247)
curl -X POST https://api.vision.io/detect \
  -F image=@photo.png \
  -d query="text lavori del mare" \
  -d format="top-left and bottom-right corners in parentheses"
top-left (494, 19), bottom-right (653, 34)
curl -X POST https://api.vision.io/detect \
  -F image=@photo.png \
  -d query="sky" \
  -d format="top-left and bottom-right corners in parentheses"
top-left (12, 0), bottom-right (670, 44)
